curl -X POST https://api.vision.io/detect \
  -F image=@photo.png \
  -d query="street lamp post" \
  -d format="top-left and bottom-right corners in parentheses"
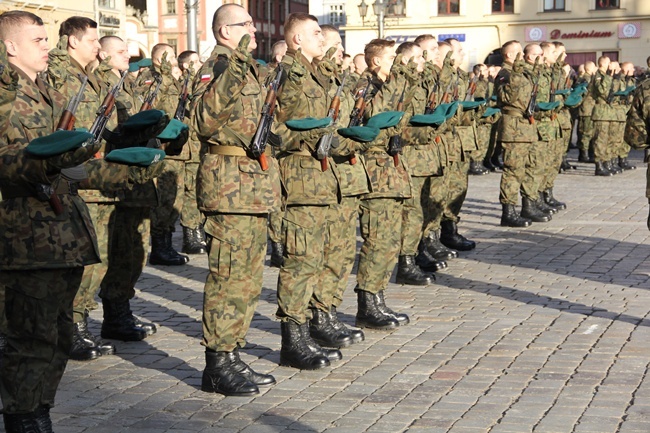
top-left (357, 0), bottom-right (405, 39)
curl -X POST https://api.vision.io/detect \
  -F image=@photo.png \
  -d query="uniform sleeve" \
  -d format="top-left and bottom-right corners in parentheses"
top-left (625, 86), bottom-right (650, 149)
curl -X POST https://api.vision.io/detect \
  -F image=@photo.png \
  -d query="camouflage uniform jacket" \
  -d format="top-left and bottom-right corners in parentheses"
top-left (590, 70), bottom-right (625, 122)
top-left (624, 78), bottom-right (650, 149)
top-left (355, 69), bottom-right (412, 200)
top-left (495, 62), bottom-right (537, 143)
top-left (578, 73), bottom-right (595, 117)
top-left (532, 64), bottom-right (561, 141)
top-left (190, 44), bottom-right (281, 214)
top-left (0, 65), bottom-right (99, 270)
top-left (274, 48), bottom-right (339, 206)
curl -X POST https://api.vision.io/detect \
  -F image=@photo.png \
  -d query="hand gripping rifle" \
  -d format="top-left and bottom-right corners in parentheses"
top-left (251, 66), bottom-right (283, 171)
top-left (387, 81), bottom-right (407, 167)
top-left (347, 79), bottom-right (373, 165)
top-left (525, 61), bottom-right (541, 125)
top-left (174, 71), bottom-right (191, 121)
top-left (89, 71), bottom-right (126, 141)
top-left (464, 75), bottom-right (478, 102)
top-left (424, 80), bottom-right (439, 114)
top-left (316, 70), bottom-right (348, 171)
top-left (140, 74), bottom-right (163, 112)
top-left (56, 74), bottom-right (88, 131)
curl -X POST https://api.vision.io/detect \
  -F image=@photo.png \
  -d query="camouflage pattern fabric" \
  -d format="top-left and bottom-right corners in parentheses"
top-left (423, 171), bottom-right (449, 234)
top-left (180, 161), bottom-right (202, 230)
top-left (625, 78), bottom-right (650, 198)
top-left (268, 209), bottom-right (284, 244)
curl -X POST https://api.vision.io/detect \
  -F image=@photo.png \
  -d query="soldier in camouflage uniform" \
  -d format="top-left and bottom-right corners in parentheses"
top-left (470, 63), bottom-right (493, 176)
top-left (577, 61), bottom-right (597, 163)
top-left (0, 11), bottom-right (101, 431)
top-left (136, 44), bottom-right (190, 266)
top-left (618, 61), bottom-right (637, 170)
top-left (190, 4), bottom-right (281, 395)
top-left (274, 13), bottom-right (345, 370)
top-left (353, 38), bottom-right (413, 331)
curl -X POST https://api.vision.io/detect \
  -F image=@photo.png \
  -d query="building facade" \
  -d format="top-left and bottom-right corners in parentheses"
top-left (340, 0), bottom-right (650, 70)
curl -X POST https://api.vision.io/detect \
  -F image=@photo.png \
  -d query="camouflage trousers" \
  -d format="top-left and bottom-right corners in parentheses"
top-left (540, 136), bottom-right (565, 191)
top-left (202, 213), bottom-right (267, 352)
top-left (180, 161), bottom-right (202, 230)
top-left (499, 141), bottom-right (542, 205)
top-left (73, 203), bottom-right (115, 323)
top-left (311, 196), bottom-right (359, 311)
top-left (593, 120), bottom-right (625, 163)
top-left (357, 198), bottom-right (402, 294)
top-left (578, 116), bottom-right (594, 152)
top-left (0, 267), bottom-right (83, 414)
top-left (423, 173), bottom-right (449, 235)
top-left (472, 123), bottom-right (492, 163)
top-left (98, 206), bottom-right (150, 303)
top-left (400, 176), bottom-right (429, 256)
top-left (151, 159), bottom-right (185, 236)
top-left (268, 208), bottom-right (284, 244)
top-left (442, 156), bottom-right (470, 222)
top-left (276, 205), bottom-right (330, 324)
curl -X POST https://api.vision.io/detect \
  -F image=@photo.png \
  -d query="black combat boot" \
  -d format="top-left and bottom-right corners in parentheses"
top-left (355, 288), bottom-right (399, 330)
top-left (415, 247), bottom-right (447, 273)
top-left (395, 255), bottom-right (433, 286)
top-left (101, 300), bottom-right (148, 342)
top-left (440, 220), bottom-right (476, 251)
top-left (70, 320), bottom-right (102, 361)
top-left (535, 196), bottom-right (555, 216)
top-left (375, 290), bottom-right (410, 326)
top-left (3, 406), bottom-right (53, 433)
top-left (559, 155), bottom-right (575, 172)
top-left (78, 311), bottom-right (115, 356)
top-left (543, 188), bottom-right (567, 211)
top-left (269, 241), bottom-right (284, 268)
top-left (150, 231), bottom-right (189, 266)
top-left (469, 161), bottom-right (489, 175)
top-left (279, 320), bottom-right (330, 370)
top-left (421, 231), bottom-right (457, 260)
top-left (500, 204), bottom-right (532, 228)
top-left (231, 347), bottom-right (275, 386)
top-left (201, 350), bottom-right (259, 396)
top-left (300, 322), bottom-right (342, 361)
top-left (521, 196), bottom-right (551, 223)
top-left (618, 157), bottom-right (636, 170)
top-left (329, 306), bottom-right (364, 344)
top-left (595, 161), bottom-right (613, 176)
top-left (182, 226), bottom-right (207, 254)
top-left (578, 149), bottom-right (594, 163)
top-left (606, 159), bottom-right (622, 175)
top-left (309, 307), bottom-right (353, 348)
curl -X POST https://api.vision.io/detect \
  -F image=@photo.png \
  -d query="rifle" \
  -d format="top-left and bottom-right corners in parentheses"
top-left (174, 71), bottom-right (191, 121)
top-left (441, 81), bottom-right (454, 104)
top-left (250, 66), bottom-right (283, 171)
top-left (140, 74), bottom-right (162, 111)
top-left (89, 71), bottom-right (126, 141)
top-left (316, 70), bottom-right (348, 171)
top-left (56, 75), bottom-right (88, 131)
top-left (347, 80), bottom-right (373, 165)
top-left (464, 75), bottom-right (478, 101)
top-left (424, 80), bottom-right (439, 114)
top-left (607, 72), bottom-right (621, 104)
top-left (387, 81), bottom-right (407, 167)
top-left (525, 61), bottom-right (541, 125)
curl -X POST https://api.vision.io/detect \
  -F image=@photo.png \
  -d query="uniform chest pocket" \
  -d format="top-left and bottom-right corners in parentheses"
top-left (20, 117), bottom-right (50, 142)
top-left (238, 157), bottom-right (268, 206)
top-left (239, 83), bottom-right (261, 120)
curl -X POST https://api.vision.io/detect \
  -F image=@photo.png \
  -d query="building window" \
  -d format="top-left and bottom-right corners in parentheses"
top-left (386, 0), bottom-right (406, 16)
top-left (329, 4), bottom-right (344, 25)
top-left (166, 0), bottom-right (176, 14)
top-left (438, 0), bottom-right (460, 15)
top-left (492, 0), bottom-right (514, 13)
top-left (595, 0), bottom-right (619, 9)
top-left (98, 0), bottom-right (115, 8)
top-left (544, 0), bottom-right (565, 11)
top-left (167, 38), bottom-right (177, 53)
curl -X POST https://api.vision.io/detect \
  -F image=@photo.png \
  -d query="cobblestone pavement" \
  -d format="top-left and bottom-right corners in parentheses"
top-left (8, 150), bottom-right (650, 433)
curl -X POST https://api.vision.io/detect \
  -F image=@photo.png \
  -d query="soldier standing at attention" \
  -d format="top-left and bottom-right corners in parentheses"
top-left (274, 13), bottom-right (343, 370)
top-left (591, 55), bottom-right (620, 176)
top-left (0, 11), bottom-right (101, 431)
top-left (625, 72), bottom-right (650, 226)
top-left (190, 3), bottom-right (282, 395)
top-left (577, 61), bottom-right (597, 163)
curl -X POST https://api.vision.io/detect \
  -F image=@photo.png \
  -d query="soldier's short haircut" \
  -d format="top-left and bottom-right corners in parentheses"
top-left (178, 50), bottom-right (197, 66)
top-left (540, 41), bottom-right (555, 51)
top-left (472, 63), bottom-right (485, 75)
top-left (320, 24), bottom-right (339, 36)
top-left (99, 35), bottom-right (123, 49)
top-left (364, 38), bottom-right (395, 68)
top-left (500, 40), bottom-right (519, 56)
top-left (284, 12), bottom-right (318, 36)
top-left (597, 55), bottom-right (609, 67)
top-left (211, 3), bottom-right (245, 38)
top-left (396, 41), bottom-right (418, 57)
top-left (444, 37), bottom-right (459, 44)
top-left (413, 34), bottom-right (435, 46)
top-left (59, 16), bottom-right (97, 39)
top-left (271, 40), bottom-right (287, 57)
top-left (646, 55), bottom-right (650, 68)
top-left (151, 43), bottom-right (173, 60)
top-left (0, 11), bottom-right (43, 39)
top-left (523, 43), bottom-right (541, 56)
top-left (552, 41), bottom-right (565, 48)
top-left (437, 40), bottom-right (452, 50)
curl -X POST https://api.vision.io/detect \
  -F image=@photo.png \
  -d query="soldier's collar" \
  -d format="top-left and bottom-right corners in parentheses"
top-left (285, 48), bottom-right (316, 75)
top-left (10, 63), bottom-right (42, 103)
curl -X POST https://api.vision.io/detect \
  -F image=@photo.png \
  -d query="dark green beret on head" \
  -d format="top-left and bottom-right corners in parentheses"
top-left (537, 101), bottom-right (561, 111)
top-left (366, 111), bottom-right (404, 129)
top-left (285, 117), bottom-right (332, 131)
top-left (25, 130), bottom-right (94, 157)
top-left (409, 113), bottom-right (446, 127)
top-left (337, 126), bottom-right (380, 142)
top-left (157, 119), bottom-right (189, 140)
top-left (105, 148), bottom-right (166, 167)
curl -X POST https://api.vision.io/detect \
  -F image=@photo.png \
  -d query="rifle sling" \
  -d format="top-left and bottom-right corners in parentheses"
top-left (208, 145), bottom-right (270, 157)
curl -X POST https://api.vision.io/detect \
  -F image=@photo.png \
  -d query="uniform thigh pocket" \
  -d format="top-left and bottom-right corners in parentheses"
top-left (282, 218), bottom-right (307, 257)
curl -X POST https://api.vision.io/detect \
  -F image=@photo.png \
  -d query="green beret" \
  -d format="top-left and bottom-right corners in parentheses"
top-left (612, 85), bottom-right (636, 97)
top-left (563, 92), bottom-right (584, 108)
top-left (337, 126), bottom-right (380, 142)
top-left (25, 130), bottom-right (94, 157)
top-left (537, 101), bottom-right (561, 111)
top-left (490, 95), bottom-right (497, 101)
top-left (121, 110), bottom-right (166, 130)
top-left (409, 113), bottom-right (446, 127)
top-left (366, 111), bottom-right (404, 129)
top-left (554, 89), bottom-right (570, 96)
top-left (482, 107), bottom-right (501, 118)
top-left (285, 117), bottom-right (332, 131)
top-left (105, 148), bottom-right (166, 167)
top-left (157, 118), bottom-right (189, 140)
top-left (434, 101), bottom-right (460, 121)
top-left (459, 100), bottom-right (486, 110)
top-left (256, 59), bottom-right (267, 65)
top-left (138, 58), bottom-right (153, 68)
top-left (128, 62), bottom-right (140, 73)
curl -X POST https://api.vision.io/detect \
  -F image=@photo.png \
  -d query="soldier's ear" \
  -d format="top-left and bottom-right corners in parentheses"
top-left (68, 35), bottom-right (78, 49)
top-left (4, 39), bottom-right (17, 57)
